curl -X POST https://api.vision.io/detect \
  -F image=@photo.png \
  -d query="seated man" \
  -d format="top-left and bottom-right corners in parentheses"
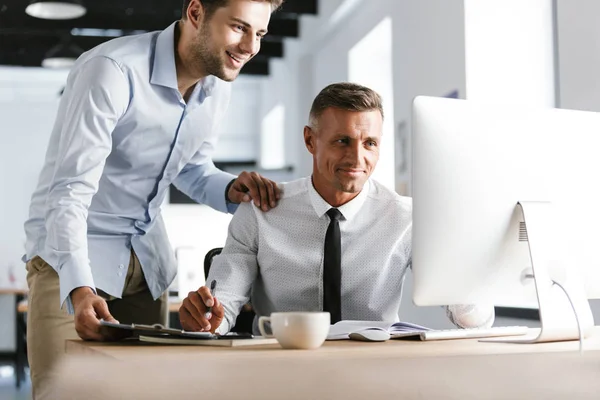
top-left (180, 82), bottom-right (494, 333)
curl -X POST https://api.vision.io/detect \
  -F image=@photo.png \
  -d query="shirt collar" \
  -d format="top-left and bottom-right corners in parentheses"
top-left (151, 22), bottom-right (178, 90)
top-left (307, 177), bottom-right (370, 223)
top-left (150, 21), bottom-right (217, 98)
top-left (201, 75), bottom-right (217, 97)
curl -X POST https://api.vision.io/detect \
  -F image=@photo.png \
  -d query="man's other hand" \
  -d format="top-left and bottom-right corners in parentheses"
top-left (71, 286), bottom-right (121, 341)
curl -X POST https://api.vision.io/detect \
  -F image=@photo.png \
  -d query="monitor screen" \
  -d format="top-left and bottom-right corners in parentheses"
top-left (411, 96), bottom-right (600, 309)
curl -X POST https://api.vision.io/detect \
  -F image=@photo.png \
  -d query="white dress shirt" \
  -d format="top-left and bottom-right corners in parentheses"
top-left (210, 177), bottom-right (494, 334)
top-left (23, 22), bottom-right (237, 311)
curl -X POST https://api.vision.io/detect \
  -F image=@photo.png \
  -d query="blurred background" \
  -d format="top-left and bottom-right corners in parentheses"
top-left (1, 0), bottom-right (600, 396)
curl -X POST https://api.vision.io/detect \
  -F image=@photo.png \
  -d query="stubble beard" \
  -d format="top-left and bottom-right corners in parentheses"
top-left (192, 24), bottom-right (239, 82)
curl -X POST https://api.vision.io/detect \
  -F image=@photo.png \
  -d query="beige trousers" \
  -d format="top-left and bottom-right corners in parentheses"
top-left (26, 251), bottom-right (168, 400)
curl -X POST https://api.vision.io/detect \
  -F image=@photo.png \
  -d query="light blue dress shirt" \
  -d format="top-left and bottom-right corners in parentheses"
top-left (23, 22), bottom-right (237, 311)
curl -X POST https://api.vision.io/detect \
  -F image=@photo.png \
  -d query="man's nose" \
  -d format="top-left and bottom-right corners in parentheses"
top-left (240, 35), bottom-right (260, 55)
top-left (346, 142), bottom-right (363, 164)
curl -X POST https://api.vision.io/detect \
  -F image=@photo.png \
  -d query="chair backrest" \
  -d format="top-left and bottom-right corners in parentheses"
top-left (203, 247), bottom-right (223, 279)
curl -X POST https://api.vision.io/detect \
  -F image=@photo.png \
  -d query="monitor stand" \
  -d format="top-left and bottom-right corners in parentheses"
top-left (484, 201), bottom-right (595, 344)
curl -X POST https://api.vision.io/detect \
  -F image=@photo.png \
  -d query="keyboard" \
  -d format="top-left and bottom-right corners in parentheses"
top-left (417, 326), bottom-right (529, 341)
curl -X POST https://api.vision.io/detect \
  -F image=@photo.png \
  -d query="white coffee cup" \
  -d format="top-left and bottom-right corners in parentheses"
top-left (258, 311), bottom-right (330, 349)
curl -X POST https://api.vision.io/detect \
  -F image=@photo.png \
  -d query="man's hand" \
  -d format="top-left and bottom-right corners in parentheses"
top-left (179, 286), bottom-right (225, 333)
top-left (227, 171), bottom-right (281, 211)
top-left (71, 286), bottom-right (120, 341)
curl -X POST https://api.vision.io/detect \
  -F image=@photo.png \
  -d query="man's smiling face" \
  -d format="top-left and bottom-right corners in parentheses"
top-left (190, 0), bottom-right (271, 81)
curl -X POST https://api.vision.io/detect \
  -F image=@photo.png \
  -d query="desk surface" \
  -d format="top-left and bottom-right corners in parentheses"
top-left (53, 327), bottom-right (600, 399)
top-left (65, 326), bottom-right (600, 361)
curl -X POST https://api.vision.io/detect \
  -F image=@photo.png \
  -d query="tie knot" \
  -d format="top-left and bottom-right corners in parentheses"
top-left (326, 208), bottom-right (342, 221)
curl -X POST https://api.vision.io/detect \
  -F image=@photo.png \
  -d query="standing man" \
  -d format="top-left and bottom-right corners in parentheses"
top-left (23, 0), bottom-right (283, 397)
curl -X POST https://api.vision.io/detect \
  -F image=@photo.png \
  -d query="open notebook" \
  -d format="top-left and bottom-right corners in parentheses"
top-left (327, 320), bottom-right (431, 340)
top-left (327, 320), bottom-right (530, 342)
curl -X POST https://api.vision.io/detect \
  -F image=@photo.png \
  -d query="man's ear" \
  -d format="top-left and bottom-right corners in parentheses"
top-left (186, 0), bottom-right (205, 28)
top-left (304, 126), bottom-right (316, 154)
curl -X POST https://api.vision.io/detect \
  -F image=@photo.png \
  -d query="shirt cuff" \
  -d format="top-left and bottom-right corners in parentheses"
top-left (57, 256), bottom-right (96, 315)
top-left (208, 172), bottom-right (238, 213)
top-left (226, 201), bottom-right (239, 214)
top-left (224, 178), bottom-right (239, 214)
top-left (215, 320), bottom-right (230, 335)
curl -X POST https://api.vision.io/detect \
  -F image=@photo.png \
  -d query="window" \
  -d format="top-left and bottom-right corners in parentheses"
top-left (260, 103), bottom-right (286, 169)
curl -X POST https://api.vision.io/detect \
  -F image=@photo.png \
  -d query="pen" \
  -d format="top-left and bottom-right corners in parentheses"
top-left (204, 279), bottom-right (217, 318)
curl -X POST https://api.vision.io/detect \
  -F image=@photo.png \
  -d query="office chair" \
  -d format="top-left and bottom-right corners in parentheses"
top-left (204, 247), bottom-right (255, 334)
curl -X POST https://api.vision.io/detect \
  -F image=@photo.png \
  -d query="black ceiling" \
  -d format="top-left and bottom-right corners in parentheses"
top-left (0, 0), bottom-right (317, 75)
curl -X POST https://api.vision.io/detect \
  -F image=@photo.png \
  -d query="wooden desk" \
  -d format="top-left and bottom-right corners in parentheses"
top-left (50, 327), bottom-right (600, 399)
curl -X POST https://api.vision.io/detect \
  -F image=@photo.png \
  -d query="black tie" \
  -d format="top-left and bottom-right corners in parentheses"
top-left (323, 208), bottom-right (342, 324)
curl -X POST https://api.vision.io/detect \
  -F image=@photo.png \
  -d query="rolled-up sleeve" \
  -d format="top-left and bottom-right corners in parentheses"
top-left (45, 56), bottom-right (129, 311)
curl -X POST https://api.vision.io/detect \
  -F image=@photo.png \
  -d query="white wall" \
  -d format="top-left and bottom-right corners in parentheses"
top-left (213, 76), bottom-right (264, 161)
top-left (464, 0), bottom-right (555, 106)
top-left (260, 103), bottom-right (286, 168)
top-left (556, 0), bottom-right (600, 111)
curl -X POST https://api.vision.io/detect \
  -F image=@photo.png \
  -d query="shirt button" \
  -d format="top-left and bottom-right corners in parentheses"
top-left (118, 271), bottom-right (123, 277)
top-left (134, 221), bottom-right (142, 228)
top-left (119, 264), bottom-right (125, 269)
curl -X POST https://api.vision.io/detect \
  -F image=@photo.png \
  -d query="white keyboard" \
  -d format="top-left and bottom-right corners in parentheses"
top-left (418, 326), bottom-right (529, 341)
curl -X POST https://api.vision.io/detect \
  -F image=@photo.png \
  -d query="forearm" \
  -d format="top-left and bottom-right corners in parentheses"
top-left (209, 202), bottom-right (260, 332)
top-left (207, 260), bottom-right (257, 334)
top-left (173, 161), bottom-right (237, 213)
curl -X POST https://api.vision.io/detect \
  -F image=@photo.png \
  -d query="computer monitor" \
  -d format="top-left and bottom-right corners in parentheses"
top-left (411, 96), bottom-right (600, 343)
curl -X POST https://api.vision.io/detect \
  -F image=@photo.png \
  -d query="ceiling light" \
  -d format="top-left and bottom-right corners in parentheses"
top-left (42, 39), bottom-right (83, 69)
top-left (25, 0), bottom-right (86, 20)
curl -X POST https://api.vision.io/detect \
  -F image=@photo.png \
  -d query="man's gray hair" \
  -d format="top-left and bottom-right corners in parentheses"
top-left (308, 82), bottom-right (384, 128)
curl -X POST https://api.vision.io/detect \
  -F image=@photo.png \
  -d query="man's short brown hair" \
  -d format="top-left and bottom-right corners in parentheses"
top-left (308, 82), bottom-right (384, 128)
top-left (182, 0), bottom-right (284, 20)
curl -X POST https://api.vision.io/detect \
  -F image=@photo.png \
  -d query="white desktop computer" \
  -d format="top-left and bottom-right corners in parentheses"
top-left (411, 96), bottom-right (600, 343)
